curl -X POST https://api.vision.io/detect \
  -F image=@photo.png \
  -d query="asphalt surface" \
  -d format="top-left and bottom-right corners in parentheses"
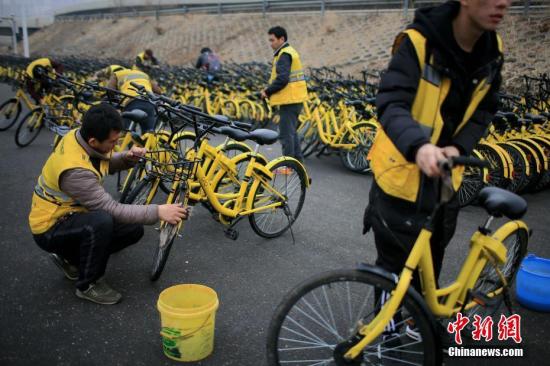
top-left (1, 82), bottom-right (549, 366)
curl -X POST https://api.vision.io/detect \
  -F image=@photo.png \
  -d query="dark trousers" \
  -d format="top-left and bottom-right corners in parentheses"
top-left (123, 99), bottom-right (157, 132)
top-left (277, 103), bottom-right (304, 162)
top-left (364, 183), bottom-right (459, 332)
top-left (33, 210), bottom-right (144, 290)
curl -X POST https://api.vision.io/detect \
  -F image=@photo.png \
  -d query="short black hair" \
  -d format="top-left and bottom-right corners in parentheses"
top-left (201, 47), bottom-right (212, 53)
top-left (145, 49), bottom-right (153, 56)
top-left (268, 26), bottom-right (287, 41)
top-left (80, 103), bottom-right (123, 142)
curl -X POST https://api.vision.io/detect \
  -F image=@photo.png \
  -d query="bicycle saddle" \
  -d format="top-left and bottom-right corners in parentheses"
top-left (524, 113), bottom-right (547, 124)
top-left (122, 109), bottom-right (148, 122)
top-left (478, 187), bottom-right (527, 220)
top-left (217, 126), bottom-right (250, 142)
top-left (248, 129), bottom-right (279, 145)
top-left (213, 114), bottom-right (230, 123)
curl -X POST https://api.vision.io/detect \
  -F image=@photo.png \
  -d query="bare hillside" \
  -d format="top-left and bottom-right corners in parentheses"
top-left (3, 11), bottom-right (549, 88)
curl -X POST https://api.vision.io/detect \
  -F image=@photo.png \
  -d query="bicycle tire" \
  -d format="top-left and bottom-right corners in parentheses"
top-left (266, 269), bottom-right (439, 366)
top-left (529, 136), bottom-right (550, 191)
top-left (0, 99), bottom-right (21, 131)
top-left (497, 142), bottom-right (528, 193)
top-left (119, 163), bottom-right (146, 203)
top-left (15, 108), bottom-right (43, 147)
top-left (339, 122), bottom-right (377, 173)
top-left (457, 149), bottom-right (486, 207)
top-left (513, 138), bottom-right (546, 192)
top-left (476, 143), bottom-right (510, 189)
top-left (126, 176), bottom-right (158, 205)
top-left (463, 226), bottom-right (528, 331)
top-left (248, 159), bottom-right (307, 238)
top-left (509, 140), bottom-right (541, 193)
top-left (150, 186), bottom-right (184, 281)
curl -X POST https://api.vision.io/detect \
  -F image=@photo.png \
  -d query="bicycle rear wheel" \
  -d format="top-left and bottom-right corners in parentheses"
top-left (463, 227), bottom-right (528, 329)
top-left (339, 122), bottom-right (377, 173)
top-left (249, 159), bottom-right (307, 238)
top-left (267, 269), bottom-right (439, 366)
top-left (15, 108), bottom-right (43, 147)
top-left (0, 99), bottom-right (21, 131)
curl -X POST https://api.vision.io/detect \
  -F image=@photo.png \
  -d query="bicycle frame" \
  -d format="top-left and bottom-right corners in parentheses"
top-left (344, 215), bottom-right (528, 360)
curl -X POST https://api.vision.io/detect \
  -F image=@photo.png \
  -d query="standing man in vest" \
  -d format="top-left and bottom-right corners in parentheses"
top-left (261, 26), bottom-right (308, 163)
top-left (363, 0), bottom-right (510, 340)
top-left (133, 49), bottom-right (159, 73)
top-left (29, 103), bottom-right (188, 305)
top-left (108, 67), bottom-right (162, 132)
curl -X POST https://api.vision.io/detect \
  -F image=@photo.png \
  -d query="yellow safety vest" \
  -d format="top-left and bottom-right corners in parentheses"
top-left (28, 130), bottom-right (110, 234)
top-left (26, 58), bottom-right (52, 78)
top-left (133, 52), bottom-right (153, 71)
top-left (368, 29), bottom-right (503, 202)
top-left (114, 68), bottom-right (153, 102)
top-left (268, 45), bottom-right (308, 106)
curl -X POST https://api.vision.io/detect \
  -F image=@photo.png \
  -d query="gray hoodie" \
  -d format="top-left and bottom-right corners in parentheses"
top-left (58, 130), bottom-right (159, 224)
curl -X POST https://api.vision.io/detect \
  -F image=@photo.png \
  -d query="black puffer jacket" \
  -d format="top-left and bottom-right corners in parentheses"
top-left (376, 0), bottom-right (503, 162)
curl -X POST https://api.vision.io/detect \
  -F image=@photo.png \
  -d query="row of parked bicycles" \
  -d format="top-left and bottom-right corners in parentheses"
top-left (0, 56), bottom-right (310, 281)
top-left (1, 55), bottom-right (550, 213)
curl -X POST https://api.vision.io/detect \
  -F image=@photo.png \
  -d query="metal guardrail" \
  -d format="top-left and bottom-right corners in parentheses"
top-left (54, 0), bottom-right (549, 21)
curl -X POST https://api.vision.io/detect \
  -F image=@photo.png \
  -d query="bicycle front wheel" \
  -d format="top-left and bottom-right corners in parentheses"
top-left (249, 159), bottom-right (307, 238)
top-left (0, 99), bottom-right (21, 131)
top-left (151, 186), bottom-right (185, 281)
top-left (15, 108), bottom-right (43, 147)
top-left (267, 269), bottom-right (439, 366)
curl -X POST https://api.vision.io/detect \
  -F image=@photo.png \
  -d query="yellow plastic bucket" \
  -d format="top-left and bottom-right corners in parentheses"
top-left (157, 284), bottom-right (219, 362)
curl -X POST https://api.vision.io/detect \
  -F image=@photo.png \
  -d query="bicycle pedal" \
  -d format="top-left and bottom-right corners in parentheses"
top-left (470, 290), bottom-right (501, 307)
top-left (224, 228), bottom-right (239, 241)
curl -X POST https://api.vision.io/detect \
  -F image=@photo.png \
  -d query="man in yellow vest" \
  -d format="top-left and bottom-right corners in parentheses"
top-left (363, 0), bottom-right (510, 342)
top-left (261, 26), bottom-right (308, 162)
top-left (29, 103), bottom-right (188, 305)
top-left (133, 49), bottom-right (159, 73)
top-left (107, 67), bottom-right (162, 132)
top-left (25, 57), bottom-right (63, 104)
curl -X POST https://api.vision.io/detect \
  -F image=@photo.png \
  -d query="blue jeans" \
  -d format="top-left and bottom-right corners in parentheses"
top-left (123, 99), bottom-right (157, 132)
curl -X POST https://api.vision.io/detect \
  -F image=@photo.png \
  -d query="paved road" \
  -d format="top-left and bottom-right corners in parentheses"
top-left (0, 83), bottom-right (549, 365)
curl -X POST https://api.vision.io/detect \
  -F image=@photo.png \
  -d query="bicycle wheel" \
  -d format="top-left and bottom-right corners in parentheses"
top-left (498, 142), bottom-right (529, 193)
top-left (529, 136), bottom-right (550, 191)
top-left (463, 227), bottom-right (528, 330)
top-left (15, 108), bottom-right (43, 147)
top-left (476, 144), bottom-right (509, 189)
top-left (267, 269), bottom-right (439, 366)
top-left (125, 176), bottom-right (158, 205)
top-left (119, 163), bottom-right (146, 203)
top-left (457, 149), bottom-right (485, 207)
top-left (512, 139), bottom-right (545, 192)
top-left (339, 122), bottom-right (377, 173)
top-left (0, 99), bottom-right (21, 131)
top-left (249, 159), bottom-right (307, 238)
top-left (151, 183), bottom-right (186, 282)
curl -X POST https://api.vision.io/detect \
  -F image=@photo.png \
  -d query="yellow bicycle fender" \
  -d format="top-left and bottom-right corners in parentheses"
top-left (471, 149), bottom-right (490, 184)
top-left (264, 156), bottom-right (311, 188)
top-left (216, 140), bottom-right (252, 153)
top-left (491, 220), bottom-right (529, 243)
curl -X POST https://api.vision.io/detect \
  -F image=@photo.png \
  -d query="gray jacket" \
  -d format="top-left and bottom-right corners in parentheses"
top-left (59, 130), bottom-right (159, 224)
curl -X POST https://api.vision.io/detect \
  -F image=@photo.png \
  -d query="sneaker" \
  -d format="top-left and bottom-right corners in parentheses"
top-left (405, 324), bottom-right (422, 341)
top-left (49, 253), bottom-right (79, 281)
top-left (75, 279), bottom-right (122, 305)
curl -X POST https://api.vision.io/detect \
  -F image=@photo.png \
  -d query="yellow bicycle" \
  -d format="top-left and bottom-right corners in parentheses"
top-left (268, 156), bottom-right (529, 365)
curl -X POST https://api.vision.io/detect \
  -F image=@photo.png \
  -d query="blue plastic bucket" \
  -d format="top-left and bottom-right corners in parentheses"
top-left (516, 254), bottom-right (550, 312)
